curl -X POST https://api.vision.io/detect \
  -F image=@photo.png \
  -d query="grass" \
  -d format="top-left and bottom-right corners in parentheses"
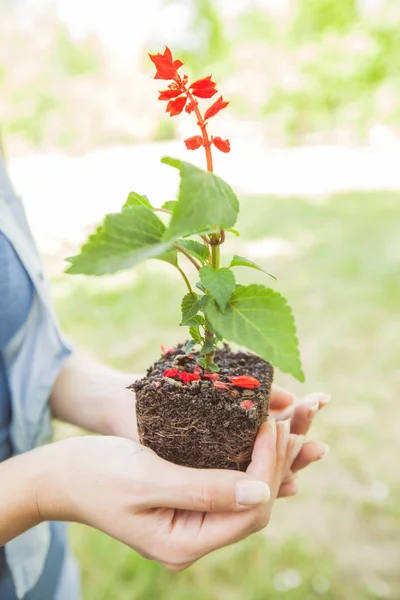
top-left (53, 190), bottom-right (400, 600)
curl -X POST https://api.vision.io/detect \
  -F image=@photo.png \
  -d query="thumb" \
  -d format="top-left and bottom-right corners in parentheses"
top-left (143, 457), bottom-right (271, 512)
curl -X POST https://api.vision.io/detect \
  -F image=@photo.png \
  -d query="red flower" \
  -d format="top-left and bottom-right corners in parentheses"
top-left (185, 101), bottom-right (196, 114)
top-left (213, 381), bottom-right (230, 390)
top-left (190, 75), bottom-right (217, 99)
top-left (161, 345), bottom-right (174, 355)
top-left (163, 368), bottom-right (179, 378)
top-left (179, 371), bottom-right (201, 384)
top-left (203, 373), bottom-right (219, 381)
top-left (184, 135), bottom-right (204, 150)
top-left (204, 96), bottom-right (229, 120)
top-left (212, 137), bottom-right (231, 153)
top-left (149, 46), bottom-right (183, 80)
top-left (194, 364), bottom-right (201, 375)
top-left (158, 88), bottom-right (183, 100)
top-left (166, 96), bottom-right (187, 117)
top-left (229, 376), bottom-right (260, 389)
top-left (240, 400), bottom-right (255, 411)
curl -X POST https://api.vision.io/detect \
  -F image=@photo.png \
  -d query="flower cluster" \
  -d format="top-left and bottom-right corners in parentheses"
top-left (149, 46), bottom-right (231, 159)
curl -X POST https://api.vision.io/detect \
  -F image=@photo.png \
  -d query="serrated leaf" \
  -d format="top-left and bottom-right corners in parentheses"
top-left (161, 157), bottom-right (239, 240)
top-left (204, 284), bottom-right (304, 382)
top-left (196, 281), bottom-right (206, 293)
top-left (177, 239), bottom-right (210, 263)
top-left (199, 265), bottom-right (236, 312)
top-left (185, 339), bottom-right (198, 354)
top-left (181, 292), bottom-right (201, 324)
top-left (189, 326), bottom-right (203, 343)
top-left (208, 362), bottom-right (220, 373)
top-left (181, 314), bottom-right (205, 327)
top-left (66, 205), bottom-right (176, 275)
top-left (123, 192), bottom-right (152, 209)
top-left (162, 200), bottom-right (177, 211)
top-left (229, 255), bottom-right (276, 280)
top-left (197, 357), bottom-right (207, 368)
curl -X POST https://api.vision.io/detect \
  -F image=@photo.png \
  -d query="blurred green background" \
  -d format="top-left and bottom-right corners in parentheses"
top-left (2, 0), bottom-right (400, 599)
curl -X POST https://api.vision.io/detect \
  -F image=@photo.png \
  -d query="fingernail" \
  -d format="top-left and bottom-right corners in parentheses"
top-left (291, 435), bottom-right (305, 462)
top-left (269, 418), bottom-right (277, 444)
top-left (291, 483), bottom-right (300, 495)
top-left (318, 393), bottom-right (331, 407)
top-left (236, 480), bottom-right (271, 506)
top-left (318, 444), bottom-right (330, 459)
top-left (281, 419), bottom-right (291, 445)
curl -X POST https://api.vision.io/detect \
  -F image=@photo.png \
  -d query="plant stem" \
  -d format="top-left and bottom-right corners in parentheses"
top-left (175, 265), bottom-right (193, 294)
top-left (173, 244), bottom-right (201, 271)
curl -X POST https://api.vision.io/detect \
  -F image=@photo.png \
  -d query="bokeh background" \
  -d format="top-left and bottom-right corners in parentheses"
top-left (2, 0), bottom-right (400, 598)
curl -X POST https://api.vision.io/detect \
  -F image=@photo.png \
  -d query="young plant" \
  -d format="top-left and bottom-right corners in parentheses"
top-left (66, 47), bottom-right (304, 382)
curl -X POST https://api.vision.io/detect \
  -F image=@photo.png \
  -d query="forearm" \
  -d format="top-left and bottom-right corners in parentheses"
top-left (0, 450), bottom-right (43, 545)
top-left (50, 349), bottom-right (138, 441)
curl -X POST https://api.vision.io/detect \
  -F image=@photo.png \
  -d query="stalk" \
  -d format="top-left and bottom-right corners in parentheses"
top-left (183, 86), bottom-right (223, 369)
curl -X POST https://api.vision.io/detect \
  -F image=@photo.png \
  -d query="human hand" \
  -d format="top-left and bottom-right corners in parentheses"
top-left (36, 423), bottom-right (300, 571)
top-left (269, 386), bottom-right (330, 497)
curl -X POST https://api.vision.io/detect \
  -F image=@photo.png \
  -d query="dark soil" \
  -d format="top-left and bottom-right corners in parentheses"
top-left (130, 344), bottom-right (274, 471)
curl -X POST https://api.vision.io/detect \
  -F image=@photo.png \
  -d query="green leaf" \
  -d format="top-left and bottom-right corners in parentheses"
top-left (200, 341), bottom-right (216, 355)
top-left (199, 265), bottom-right (236, 312)
top-left (197, 357), bottom-right (207, 368)
top-left (229, 255), bottom-right (276, 280)
top-left (227, 228), bottom-right (240, 236)
top-left (196, 281), bottom-right (206, 293)
top-left (189, 326), bottom-right (203, 343)
top-left (162, 200), bottom-right (177, 211)
top-left (208, 362), bottom-right (220, 373)
top-left (185, 339), bottom-right (198, 355)
top-left (181, 292), bottom-right (201, 324)
top-left (204, 284), bottom-right (305, 382)
top-left (177, 239), bottom-right (210, 263)
top-left (123, 192), bottom-right (152, 209)
top-left (161, 157), bottom-right (239, 240)
top-left (66, 206), bottom-right (176, 275)
top-left (181, 314), bottom-right (205, 327)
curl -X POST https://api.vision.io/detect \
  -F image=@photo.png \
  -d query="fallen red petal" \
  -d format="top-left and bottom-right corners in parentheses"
top-left (240, 400), bottom-right (255, 411)
top-left (229, 376), bottom-right (260, 389)
top-left (161, 345), bottom-right (174, 355)
top-left (153, 381), bottom-right (161, 389)
top-left (184, 135), bottom-right (204, 150)
top-left (194, 364), bottom-right (201, 374)
top-left (213, 381), bottom-right (231, 390)
top-left (203, 373), bottom-right (219, 381)
top-left (179, 371), bottom-right (201, 384)
top-left (212, 137), bottom-right (231, 153)
top-left (166, 96), bottom-right (187, 116)
top-left (204, 96), bottom-right (229, 121)
top-left (163, 368), bottom-right (179, 378)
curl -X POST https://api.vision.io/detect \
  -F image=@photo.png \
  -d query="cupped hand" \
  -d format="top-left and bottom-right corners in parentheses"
top-left (269, 385), bottom-right (330, 497)
top-left (37, 423), bottom-right (300, 572)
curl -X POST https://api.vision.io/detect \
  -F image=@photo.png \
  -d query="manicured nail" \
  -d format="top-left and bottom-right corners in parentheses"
top-left (318, 444), bottom-right (330, 459)
top-left (318, 393), bottom-right (331, 407)
top-left (291, 435), bottom-right (305, 462)
top-left (236, 480), bottom-right (271, 506)
top-left (269, 418), bottom-right (277, 444)
top-left (291, 482), bottom-right (300, 495)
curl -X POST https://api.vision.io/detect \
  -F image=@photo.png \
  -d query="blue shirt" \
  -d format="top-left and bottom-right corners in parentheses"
top-left (0, 157), bottom-right (79, 600)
